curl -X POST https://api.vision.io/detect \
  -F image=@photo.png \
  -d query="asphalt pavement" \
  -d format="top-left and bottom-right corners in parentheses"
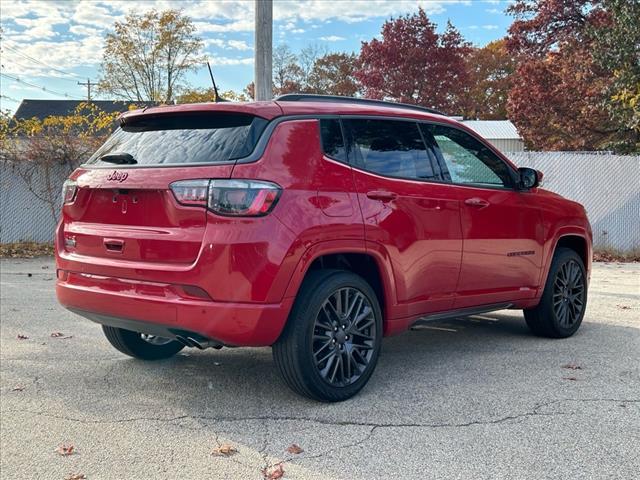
top-left (1, 257), bottom-right (638, 480)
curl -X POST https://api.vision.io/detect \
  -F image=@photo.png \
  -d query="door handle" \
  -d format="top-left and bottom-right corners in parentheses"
top-left (464, 197), bottom-right (490, 208)
top-left (366, 191), bottom-right (397, 202)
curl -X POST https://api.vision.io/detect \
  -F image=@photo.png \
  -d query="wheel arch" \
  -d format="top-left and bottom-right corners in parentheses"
top-left (282, 241), bottom-right (397, 329)
top-left (539, 229), bottom-right (592, 295)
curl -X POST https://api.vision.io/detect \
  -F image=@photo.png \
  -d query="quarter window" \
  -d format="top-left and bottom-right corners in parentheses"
top-left (423, 124), bottom-right (513, 188)
top-left (320, 119), bottom-right (347, 162)
top-left (344, 119), bottom-right (442, 181)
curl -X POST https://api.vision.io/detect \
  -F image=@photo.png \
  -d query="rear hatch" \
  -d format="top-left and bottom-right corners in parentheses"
top-left (61, 111), bottom-right (269, 264)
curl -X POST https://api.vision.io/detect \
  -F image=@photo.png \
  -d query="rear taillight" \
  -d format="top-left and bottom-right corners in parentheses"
top-left (170, 179), bottom-right (281, 217)
top-left (209, 179), bottom-right (280, 216)
top-left (169, 180), bottom-right (209, 207)
top-left (62, 180), bottom-right (77, 205)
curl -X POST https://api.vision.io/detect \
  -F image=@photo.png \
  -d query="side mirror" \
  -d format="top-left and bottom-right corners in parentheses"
top-left (518, 167), bottom-right (542, 190)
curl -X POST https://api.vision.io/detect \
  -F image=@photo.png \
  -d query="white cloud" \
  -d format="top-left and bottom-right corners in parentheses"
top-left (194, 19), bottom-right (254, 33)
top-left (319, 35), bottom-right (346, 42)
top-left (72, 1), bottom-right (122, 28)
top-left (204, 38), bottom-right (226, 48)
top-left (208, 56), bottom-right (253, 66)
top-left (69, 25), bottom-right (101, 37)
top-left (483, 24), bottom-right (499, 30)
top-left (486, 8), bottom-right (503, 14)
top-left (204, 38), bottom-right (252, 51)
top-left (227, 40), bottom-right (252, 51)
top-left (13, 17), bottom-right (59, 39)
top-left (0, 0), bottom-right (482, 85)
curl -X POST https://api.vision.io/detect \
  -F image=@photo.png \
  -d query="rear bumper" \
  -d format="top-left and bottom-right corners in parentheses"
top-left (56, 272), bottom-right (293, 346)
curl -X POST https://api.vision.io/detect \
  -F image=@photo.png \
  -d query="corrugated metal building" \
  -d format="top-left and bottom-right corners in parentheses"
top-left (462, 120), bottom-right (525, 152)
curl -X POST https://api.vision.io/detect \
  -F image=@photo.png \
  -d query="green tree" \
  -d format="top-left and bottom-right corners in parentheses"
top-left (589, 0), bottom-right (640, 153)
top-left (462, 40), bottom-right (515, 120)
top-left (306, 53), bottom-right (360, 96)
top-left (98, 10), bottom-right (204, 103)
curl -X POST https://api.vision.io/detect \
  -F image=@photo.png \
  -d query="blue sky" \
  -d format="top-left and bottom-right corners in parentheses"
top-left (0, 0), bottom-right (514, 113)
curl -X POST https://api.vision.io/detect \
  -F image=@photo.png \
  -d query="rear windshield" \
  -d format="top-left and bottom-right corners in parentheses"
top-left (86, 113), bottom-right (268, 165)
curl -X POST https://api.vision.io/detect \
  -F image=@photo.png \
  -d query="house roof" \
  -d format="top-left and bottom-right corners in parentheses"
top-left (461, 120), bottom-right (522, 140)
top-left (13, 99), bottom-right (157, 121)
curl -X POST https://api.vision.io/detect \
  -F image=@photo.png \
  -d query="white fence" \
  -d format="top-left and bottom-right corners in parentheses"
top-left (508, 152), bottom-right (639, 251)
top-left (1, 152), bottom-right (639, 251)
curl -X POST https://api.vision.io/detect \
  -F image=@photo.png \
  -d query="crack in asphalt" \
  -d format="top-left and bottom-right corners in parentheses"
top-left (4, 398), bottom-right (637, 429)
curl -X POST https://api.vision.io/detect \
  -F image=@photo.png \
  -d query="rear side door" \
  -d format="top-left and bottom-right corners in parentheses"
top-left (342, 117), bottom-right (462, 317)
top-left (422, 123), bottom-right (544, 308)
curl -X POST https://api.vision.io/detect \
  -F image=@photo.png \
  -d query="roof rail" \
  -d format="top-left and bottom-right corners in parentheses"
top-left (275, 94), bottom-right (446, 116)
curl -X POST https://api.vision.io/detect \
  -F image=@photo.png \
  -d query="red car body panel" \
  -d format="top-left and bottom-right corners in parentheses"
top-left (55, 100), bottom-right (592, 346)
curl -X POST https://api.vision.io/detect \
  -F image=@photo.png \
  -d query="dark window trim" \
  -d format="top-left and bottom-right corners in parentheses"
top-left (80, 113), bottom-right (519, 187)
top-left (318, 118), bottom-right (348, 163)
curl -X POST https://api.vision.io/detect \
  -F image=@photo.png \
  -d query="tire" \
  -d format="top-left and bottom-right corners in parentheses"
top-left (102, 326), bottom-right (184, 360)
top-left (273, 269), bottom-right (383, 402)
top-left (524, 247), bottom-right (588, 338)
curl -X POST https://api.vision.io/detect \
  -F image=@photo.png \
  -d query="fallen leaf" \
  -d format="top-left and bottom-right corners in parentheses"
top-left (12, 385), bottom-right (25, 391)
top-left (616, 304), bottom-right (631, 310)
top-left (561, 364), bottom-right (582, 370)
top-left (51, 332), bottom-right (74, 339)
top-left (55, 444), bottom-right (76, 456)
top-left (286, 444), bottom-right (303, 454)
top-left (262, 463), bottom-right (285, 480)
top-left (563, 377), bottom-right (578, 381)
top-left (213, 362), bottom-right (222, 366)
top-left (17, 334), bottom-right (29, 340)
top-left (211, 444), bottom-right (237, 456)
top-left (65, 474), bottom-right (86, 480)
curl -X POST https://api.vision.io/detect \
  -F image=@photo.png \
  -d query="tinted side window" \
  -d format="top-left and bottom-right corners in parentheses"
top-left (425, 124), bottom-right (513, 188)
top-left (344, 119), bottom-right (441, 181)
top-left (320, 119), bottom-right (346, 162)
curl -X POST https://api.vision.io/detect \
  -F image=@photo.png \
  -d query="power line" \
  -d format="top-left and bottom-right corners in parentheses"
top-left (0, 72), bottom-right (84, 100)
top-left (2, 57), bottom-right (80, 84)
top-left (1, 94), bottom-right (20, 103)
top-left (77, 78), bottom-right (99, 101)
top-left (2, 44), bottom-right (84, 81)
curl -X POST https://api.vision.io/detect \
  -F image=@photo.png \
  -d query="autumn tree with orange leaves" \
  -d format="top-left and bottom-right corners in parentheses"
top-left (355, 8), bottom-right (471, 113)
top-left (506, 0), bottom-right (639, 152)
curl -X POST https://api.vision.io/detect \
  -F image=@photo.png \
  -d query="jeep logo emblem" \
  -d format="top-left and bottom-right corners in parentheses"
top-left (107, 171), bottom-right (128, 182)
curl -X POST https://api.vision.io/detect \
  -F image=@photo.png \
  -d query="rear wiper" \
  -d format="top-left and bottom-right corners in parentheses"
top-left (100, 153), bottom-right (137, 165)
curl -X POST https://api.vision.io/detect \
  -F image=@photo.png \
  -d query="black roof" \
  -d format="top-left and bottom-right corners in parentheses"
top-left (13, 99), bottom-right (157, 121)
top-left (275, 94), bottom-right (447, 116)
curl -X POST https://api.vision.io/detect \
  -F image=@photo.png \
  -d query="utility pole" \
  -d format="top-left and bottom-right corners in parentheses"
top-left (254, 0), bottom-right (272, 101)
top-left (77, 78), bottom-right (98, 102)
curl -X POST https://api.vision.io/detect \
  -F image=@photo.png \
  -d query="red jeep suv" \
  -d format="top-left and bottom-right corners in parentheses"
top-left (56, 95), bottom-right (592, 402)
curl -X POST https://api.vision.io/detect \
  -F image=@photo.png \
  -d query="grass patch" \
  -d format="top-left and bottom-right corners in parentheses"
top-left (0, 242), bottom-right (55, 258)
